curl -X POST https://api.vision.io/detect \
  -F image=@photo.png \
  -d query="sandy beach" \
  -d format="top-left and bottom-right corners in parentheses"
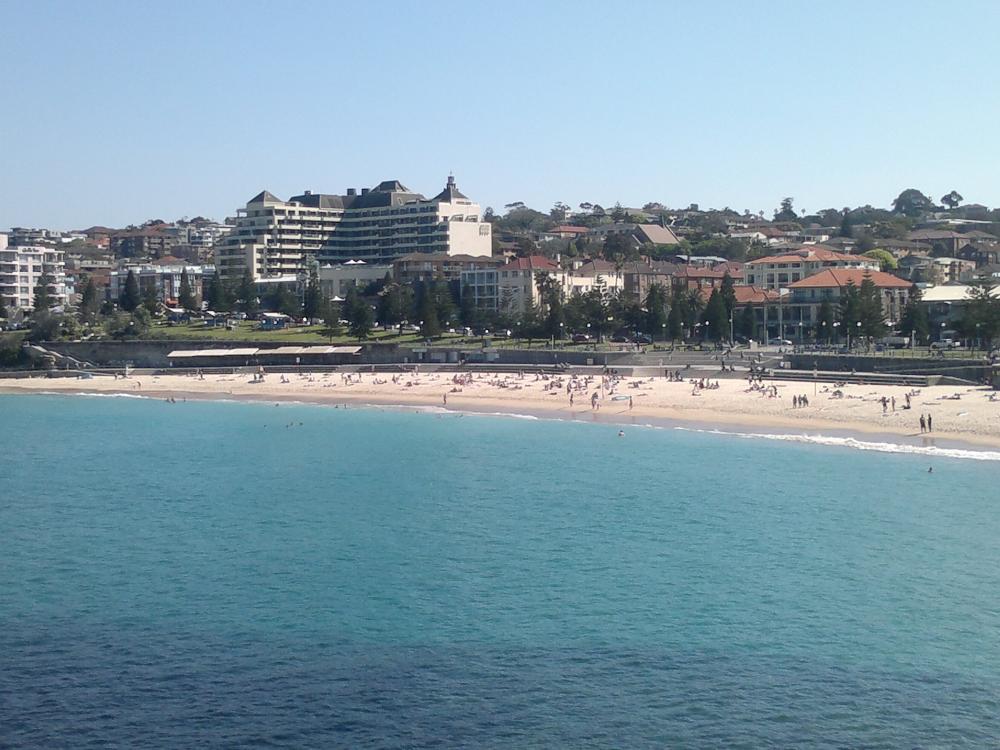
top-left (4, 369), bottom-right (1000, 451)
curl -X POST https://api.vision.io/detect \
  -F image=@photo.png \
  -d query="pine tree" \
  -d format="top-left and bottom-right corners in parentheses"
top-left (839, 281), bottom-right (861, 330)
top-left (839, 210), bottom-right (853, 238)
top-left (33, 273), bottom-right (54, 312)
top-left (121, 269), bottom-right (140, 312)
top-left (899, 287), bottom-right (929, 344)
top-left (178, 268), bottom-right (197, 311)
top-left (342, 285), bottom-right (371, 338)
top-left (142, 285), bottom-right (159, 315)
top-left (720, 273), bottom-right (737, 319)
top-left (668, 286), bottom-right (688, 340)
top-left (302, 269), bottom-right (323, 320)
top-left (644, 283), bottom-right (668, 338)
top-left (319, 298), bottom-right (343, 342)
top-left (417, 284), bottom-right (440, 338)
top-left (704, 288), bottom-right (728, 341)
top-left (79, 277), bottom-right (100, 323)
top-left (237, 270), bottom-right (258, 315)
top-left (858, 275), bottom-right (886, 339)
top-left (459, 285), bottom-right (477, 328)
top-left (433, 279), bottom-right (456, 330)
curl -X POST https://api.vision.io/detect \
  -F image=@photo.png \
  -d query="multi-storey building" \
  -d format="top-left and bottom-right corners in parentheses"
top-left (0, 234), bottom-right (68, 310)
top-left (743, 245), bottom-right (878, 290)
top-left (500, 256), bottom-right (564, 316)
top-left (110, 225), bottom-right (182, 259)
top-left (318, 261), bottom-right (392, 299)
top-left (214, 177), bottom-right (492, 282)
top-left (108, 262), bottom-right (214, 306)
top-left (321, 177), bottom-right (491, 263)
top-left (392, 252), bottom-right (500, 285)
top-left (214, 190), bottom-right (347, 281)
top-left (786, 269), bottom-right (913, 331)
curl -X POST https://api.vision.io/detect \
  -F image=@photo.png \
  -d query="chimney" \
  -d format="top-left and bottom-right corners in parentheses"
top-left (304, 190), bottom-right (312, 196)
top-left (347, 188), bottom-right (356, 196)
top-left (361, 188), bottom-right (370, 196)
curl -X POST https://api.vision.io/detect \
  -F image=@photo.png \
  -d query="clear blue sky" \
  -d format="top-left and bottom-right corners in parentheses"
top-left (2, 0), bottom-right (999, 230)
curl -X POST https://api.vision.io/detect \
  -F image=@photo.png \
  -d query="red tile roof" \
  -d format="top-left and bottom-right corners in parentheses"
top-left (676, 266), bottom-right (726, 279)
top-left (747, 246), bottom-right (861, 265)
top-left (549, 225), bottom-right (589, 233)
top-left (789, 269), bottom-right (912, 289)
top-left (500, 255), bottom-right (559, 271)
top-left (733, 285), bottom-right (780, 304)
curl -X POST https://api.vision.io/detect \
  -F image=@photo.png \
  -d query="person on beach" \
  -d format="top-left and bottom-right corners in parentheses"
top-left (629, 396), bottom-right (633, 410)
top-left (928, 414), bottom-right (933, 432)
top-left (443, 393), bottom-right (447, 406)
top-left (919, 415), bottom-right (926, 433)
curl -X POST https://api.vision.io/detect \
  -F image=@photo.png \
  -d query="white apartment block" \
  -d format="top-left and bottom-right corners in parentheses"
top-left (463, 257), bottom-right (623, 315)
top-left (108, 263), bottom-right (214, 305)
top-left (0, 234), bottom-right (68, 310)
top-left (214, 177), bottom-right (492, 282)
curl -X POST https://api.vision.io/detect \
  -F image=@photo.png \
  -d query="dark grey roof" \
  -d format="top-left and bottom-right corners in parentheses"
top-left (248, 190), bottom-right (282, 204)
top-left (431, 175), bottom-right (470, 203)
top-left (289, 192), bottom-right (352, 210)
top-left (350, 180), bottom-right (426, 209)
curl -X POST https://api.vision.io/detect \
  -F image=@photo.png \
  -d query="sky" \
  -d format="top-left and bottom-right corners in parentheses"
top-left (2, 0), bottom-right (999, 230)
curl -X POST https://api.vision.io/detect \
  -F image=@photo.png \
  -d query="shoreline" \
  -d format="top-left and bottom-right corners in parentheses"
top-left (4, 371), bottom-right (1000, 456)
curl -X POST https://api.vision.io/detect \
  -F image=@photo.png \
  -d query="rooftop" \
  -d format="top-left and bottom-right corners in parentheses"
top-left (789, 269), bottom-right (912, 289)
top-left (500, 255), bottom-right (560, 271)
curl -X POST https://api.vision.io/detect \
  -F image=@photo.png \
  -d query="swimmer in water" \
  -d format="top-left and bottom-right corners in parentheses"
top-left (618, 430), bottom-right (625, 437)
top-left (928, 466), bottom-right (933, 473)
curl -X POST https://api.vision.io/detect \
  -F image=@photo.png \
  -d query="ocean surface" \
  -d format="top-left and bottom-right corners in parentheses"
top-left (3, 393), bottom-right (1000, 748)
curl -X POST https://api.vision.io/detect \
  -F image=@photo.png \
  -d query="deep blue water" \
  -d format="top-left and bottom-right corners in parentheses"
top-left (2, 394), bottom-right (1000, 748)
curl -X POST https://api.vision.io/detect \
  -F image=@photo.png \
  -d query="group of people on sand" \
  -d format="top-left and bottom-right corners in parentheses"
top-left (792, 394), bottom-right (810, 408)
top-left (919, 413), bottom-right (934, 433)
top-left (748, 381), bottom-right (779, 398)
top-left (691, 379), bottom-right (720, 395)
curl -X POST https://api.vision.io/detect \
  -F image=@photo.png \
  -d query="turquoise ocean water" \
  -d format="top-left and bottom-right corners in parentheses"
top-left (2, 393), bottom-right (1000, 747)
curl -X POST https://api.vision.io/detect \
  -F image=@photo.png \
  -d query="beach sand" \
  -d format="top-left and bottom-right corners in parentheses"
top-left (4, 369), bottom-right (1000, 451)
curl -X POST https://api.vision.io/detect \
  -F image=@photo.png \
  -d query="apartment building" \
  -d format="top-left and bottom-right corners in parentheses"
top-left (392, 252), bottom-right (500, 285)
top-left (0, 234), bottom-right (68, 310)
top-left (321, 177), bottom-right (491, 263)
top-left (108, 262), bottom-right (213, 306)
top-left (743, 245), bottom-right (877, 290)
top-left (214, 176), bottom-right (492, 282)
top-left (786, 269), bottom-right (912, 328)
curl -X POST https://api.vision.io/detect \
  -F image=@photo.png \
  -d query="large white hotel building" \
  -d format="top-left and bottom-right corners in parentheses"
top-left (214, 176), bottom-right (492, 282)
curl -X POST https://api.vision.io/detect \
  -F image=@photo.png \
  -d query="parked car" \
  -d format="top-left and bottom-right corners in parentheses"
top-left (572, 333), bottom-right (591, 343)
top-left (931, 339), bottom-right (963, 350)
top-left (632, 333), bottom-right (653, 345)
top-left (610, 333), bottom-right (630, 343)
top-left (768, 338), bottom-right (793, 346)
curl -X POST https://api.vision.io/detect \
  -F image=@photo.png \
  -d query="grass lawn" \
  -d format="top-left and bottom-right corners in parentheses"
top-left (144, 321), bottom-right (470, 346)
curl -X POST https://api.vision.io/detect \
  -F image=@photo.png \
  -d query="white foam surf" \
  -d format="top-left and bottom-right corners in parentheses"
top-left (674, 427), bottom-right (1000, 462)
